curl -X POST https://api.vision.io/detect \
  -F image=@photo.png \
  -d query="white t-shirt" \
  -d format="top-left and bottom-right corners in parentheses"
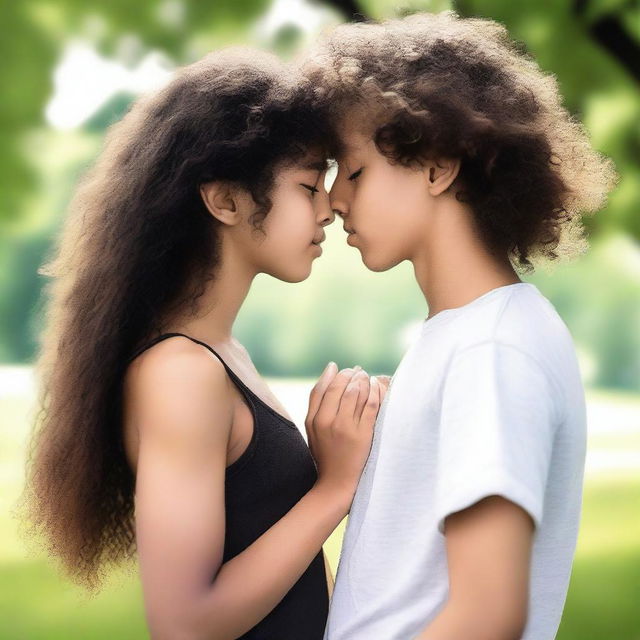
top-left (324, 282), bottom-right (587, 640)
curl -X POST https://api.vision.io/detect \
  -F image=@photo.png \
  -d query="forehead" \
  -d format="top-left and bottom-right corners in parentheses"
top-left (333, 114), bottom-right (373, 159)
top-left (299, 157), bottom-right (330, 172)
top-left (336, 101), bottom-right (380, 142)
top-left (277, 154), bottom-right (330, 180)
top-left (333, 132), bottom-right (369, 161)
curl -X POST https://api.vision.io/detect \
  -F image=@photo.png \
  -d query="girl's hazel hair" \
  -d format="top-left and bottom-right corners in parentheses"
top-left (301, 10), bottom-right (619, 270)
top-left (15, 46), bottom-right (332, 593)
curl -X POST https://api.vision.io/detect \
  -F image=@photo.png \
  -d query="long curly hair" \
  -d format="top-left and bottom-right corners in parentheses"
top-left (15, 46), bottom-right (332, 593)
top-left (300, 11), bottom-right (618, 270)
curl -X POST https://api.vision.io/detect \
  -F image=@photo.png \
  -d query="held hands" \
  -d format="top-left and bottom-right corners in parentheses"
top-left (305, 363), bottom-right (390, 508)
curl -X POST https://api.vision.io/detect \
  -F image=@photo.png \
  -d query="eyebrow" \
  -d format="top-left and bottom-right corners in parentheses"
top-left (301, 158), bottom-right (330, 172)
top-left (332, 144), bottom-right (355, 162)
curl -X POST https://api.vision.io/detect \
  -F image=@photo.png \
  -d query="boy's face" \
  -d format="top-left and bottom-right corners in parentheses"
top-left (329, 123), bottom-right (435, 272)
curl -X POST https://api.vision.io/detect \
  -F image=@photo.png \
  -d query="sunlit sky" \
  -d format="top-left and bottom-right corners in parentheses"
top-left (45, 0), bottom-right (337, 130)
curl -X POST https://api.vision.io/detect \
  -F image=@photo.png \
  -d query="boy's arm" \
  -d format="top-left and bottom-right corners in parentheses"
top-left (414, 495), bottom-right (534, 640)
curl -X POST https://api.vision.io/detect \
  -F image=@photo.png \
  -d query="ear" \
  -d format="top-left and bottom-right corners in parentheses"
top-left (199, 181), bottom-right (245, 226)
top-left (425, 157), bottom-right (461, 196)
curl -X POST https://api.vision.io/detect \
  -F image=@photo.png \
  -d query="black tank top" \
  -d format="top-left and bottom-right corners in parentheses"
top-left (127, 332), bottom-right (329, 639)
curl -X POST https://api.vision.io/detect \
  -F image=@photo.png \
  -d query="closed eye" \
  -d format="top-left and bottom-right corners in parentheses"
top-left (301, 184), bottom-right (319, 195)
top-left (348, 168), bottom-right (362, 181)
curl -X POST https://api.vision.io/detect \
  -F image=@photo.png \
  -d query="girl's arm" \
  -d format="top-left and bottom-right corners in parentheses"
top-left (129, 340), bottom-right (376, 640)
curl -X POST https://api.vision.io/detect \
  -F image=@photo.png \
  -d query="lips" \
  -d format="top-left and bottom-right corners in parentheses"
top-left (311, 233), bottom-right (326, 245)
top-left (344, 225), bottom-right (357, 245)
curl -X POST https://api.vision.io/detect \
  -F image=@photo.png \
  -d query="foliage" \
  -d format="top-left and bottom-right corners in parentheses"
top-left (1, 0), bottom-right (638, 392)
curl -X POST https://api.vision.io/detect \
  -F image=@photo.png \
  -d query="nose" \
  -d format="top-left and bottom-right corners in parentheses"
top-left (329, 169), bottom-right (350, 220)
top-left (315, 183), bottom-right (335, 227)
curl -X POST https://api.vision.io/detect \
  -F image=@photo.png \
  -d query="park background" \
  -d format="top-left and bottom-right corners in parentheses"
top-left (1, 0), bottom-right (638, 638)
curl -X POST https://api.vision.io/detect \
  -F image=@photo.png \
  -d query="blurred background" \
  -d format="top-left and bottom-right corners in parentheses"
top-left (1, 0), bottom-right (638, 638)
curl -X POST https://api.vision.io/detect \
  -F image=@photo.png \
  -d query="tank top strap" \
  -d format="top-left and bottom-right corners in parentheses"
top-left (128, 332), bottom-right (253, 395)
top-left (127, 332), bottom-right (297, 429)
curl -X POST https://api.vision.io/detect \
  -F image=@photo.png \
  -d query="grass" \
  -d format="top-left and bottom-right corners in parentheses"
top-left (1, 369), bottom-right (638, 639)
top-left (556, 473), bottom-right (640, 640)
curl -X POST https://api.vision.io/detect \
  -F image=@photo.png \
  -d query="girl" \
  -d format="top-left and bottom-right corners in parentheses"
top-left (18, 46), bottom-right (385, 639)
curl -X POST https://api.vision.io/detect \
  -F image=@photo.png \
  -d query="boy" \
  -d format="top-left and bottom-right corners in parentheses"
top-left (302, 11), bottom-right (617, 640)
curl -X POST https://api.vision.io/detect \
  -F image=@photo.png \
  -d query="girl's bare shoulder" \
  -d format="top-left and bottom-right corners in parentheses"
top-left (123, 335), bottom-right (234, 441)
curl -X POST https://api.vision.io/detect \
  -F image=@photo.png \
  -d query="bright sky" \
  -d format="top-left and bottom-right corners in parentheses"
top-left (45, 0), bottom-right (338, 130)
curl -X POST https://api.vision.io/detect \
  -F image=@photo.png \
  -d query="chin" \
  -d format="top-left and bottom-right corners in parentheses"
top-left (361, 249), bottom-right (400, 273)
top-left (278, 272), bottom-right (311, 284)
top-left (272, 263), bottom-right (313, 283)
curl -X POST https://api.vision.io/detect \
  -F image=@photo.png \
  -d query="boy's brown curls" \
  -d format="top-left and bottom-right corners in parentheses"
top-left (300, 10), bottom-right (619, 271)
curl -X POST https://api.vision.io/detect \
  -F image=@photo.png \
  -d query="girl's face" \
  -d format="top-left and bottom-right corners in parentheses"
top-left (253, 158), bottom-right (334, 282)
top-left (204, 156), bottom-right (335, 283)
top-left (329, 126), bottom-right (434, 272)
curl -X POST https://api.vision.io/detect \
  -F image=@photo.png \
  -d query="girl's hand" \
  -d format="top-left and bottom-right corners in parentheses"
top-left (305, 363), bottom-right (381, 505)
top-left (376, 375), bottom-right (391, 399)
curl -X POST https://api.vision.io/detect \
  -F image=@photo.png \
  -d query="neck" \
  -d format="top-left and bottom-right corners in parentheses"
top-left (163, 236), bottom-right (258, 348)
top-left (412, 199), bottom-right (521, 320)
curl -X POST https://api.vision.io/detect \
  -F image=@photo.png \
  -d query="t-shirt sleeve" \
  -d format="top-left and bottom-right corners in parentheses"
top-left (434, 340), bottom-right (561, 536)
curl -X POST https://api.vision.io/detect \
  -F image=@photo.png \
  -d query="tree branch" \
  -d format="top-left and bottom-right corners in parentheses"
top-left (574, 0), bottom-right (640, 85)
top-left (315, 0), bottom-right (369, 22)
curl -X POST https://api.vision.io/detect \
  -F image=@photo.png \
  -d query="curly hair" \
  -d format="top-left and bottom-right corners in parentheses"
top-left (14, 46), bottom-right (332, 593)
top-left (300, 10), bottom-right (618, 270)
